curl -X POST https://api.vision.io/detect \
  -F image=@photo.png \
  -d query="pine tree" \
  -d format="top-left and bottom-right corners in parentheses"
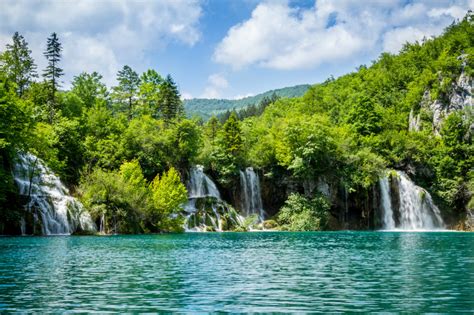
top-left (112, 65), bottom-right (140, 120)
top-left (0, 32), bottom-right (37, 96)
top-left (221, 111), bottom-right (242, 157)
top-left (42, 32), bottom-right (63, 122)
top-left (159, 74), bottom-right (183, 122)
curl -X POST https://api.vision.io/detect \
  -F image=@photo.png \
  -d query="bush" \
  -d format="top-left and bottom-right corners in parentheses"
top-left (277, 193), bottom-right (331, 231)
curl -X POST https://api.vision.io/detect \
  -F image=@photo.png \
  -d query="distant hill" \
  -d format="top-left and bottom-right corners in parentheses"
top-left (184, 84), bottom-right (311, 119)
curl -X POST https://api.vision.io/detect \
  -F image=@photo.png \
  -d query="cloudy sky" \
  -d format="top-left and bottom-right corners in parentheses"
top-left (1, 0), bottom-right (473, 99)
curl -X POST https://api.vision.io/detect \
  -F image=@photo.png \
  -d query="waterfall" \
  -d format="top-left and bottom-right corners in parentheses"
top-left (239, 167), bottom-right (265, 221)
top-left (379, 170), bottom-right (445, 230)
top-left (188, 165), bottom-right (220, 199)
top-left (13, 153), bottom-right (96, 235)
top-left (184, 165), bottom-right (243, 232)
top-left (379, 177), bottom-right (395, 229)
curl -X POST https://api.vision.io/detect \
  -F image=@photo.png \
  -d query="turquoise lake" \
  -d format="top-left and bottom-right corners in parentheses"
top-left (0, 232), bottom-right (473, 313)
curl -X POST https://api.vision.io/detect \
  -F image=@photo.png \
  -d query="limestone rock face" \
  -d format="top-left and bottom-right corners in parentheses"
top-left (417, 55), bottom-right (472, 133)
top-left (465, 209), bottom-right (474, 231)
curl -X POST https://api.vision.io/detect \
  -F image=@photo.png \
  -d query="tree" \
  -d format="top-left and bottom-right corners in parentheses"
top-left (149, 167), bottom-right (187, 232)
top-left (173, 119), bottom-right (201, 171)
top-left (205, 115), bottom-right (221, 142)
top-left (0, 74), bottom-right (30, 152)
top-left (220, 111), bottom-right (243, 157)
top-left (112, 65), bottom-right (140, 120)
top-left (277, 193), bottom-right (331, 231)
top-left (42, 32), bottom-right (64, 122)
top-left (0, 32), bottom-right (37, 96)
top-left (159, 74), bottom-right (183, 122)
top-left (347, 94), bottom-right (382, 136)
top-left (139, 69), bottom-right (163, 118)
top-left (71, 72), bottom-right (107, 108)
top-left (209, 111), bottom-right (243, 186)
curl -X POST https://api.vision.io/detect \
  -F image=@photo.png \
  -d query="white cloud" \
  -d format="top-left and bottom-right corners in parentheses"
top-left (214, 0), bottom-right (474, 70)
top-left (181, 91), bottom-right (193, 100)
top-left (0, 0), bottom-right (203, 87)
top-left (201, 73), bottom-right (228, 98)
top-left (231, 93), bottom-right (254, 100)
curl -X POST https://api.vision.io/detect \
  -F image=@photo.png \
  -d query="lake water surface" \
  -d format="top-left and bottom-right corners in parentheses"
top-left (0, 232), bottom-right (473, 312)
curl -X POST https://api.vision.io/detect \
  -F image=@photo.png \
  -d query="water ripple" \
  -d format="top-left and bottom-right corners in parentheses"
top-left (0, 232), bottom-right (473, 313)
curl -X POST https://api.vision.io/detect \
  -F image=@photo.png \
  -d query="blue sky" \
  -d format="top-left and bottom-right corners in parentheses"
top-left (1, 0), bottom-right (473, 99)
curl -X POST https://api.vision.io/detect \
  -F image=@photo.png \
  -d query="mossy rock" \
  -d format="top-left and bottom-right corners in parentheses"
top-left (263, 219), bottom-right (278, 229)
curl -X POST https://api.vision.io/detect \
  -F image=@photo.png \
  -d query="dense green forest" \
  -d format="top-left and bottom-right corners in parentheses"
top-left (184, 84), bottom-right (310, 120)
top-left (0, 13), bottom-right (473, 234)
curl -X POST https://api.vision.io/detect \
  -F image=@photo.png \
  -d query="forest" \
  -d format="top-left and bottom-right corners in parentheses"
top-left (0, 13), bottom-right (473, 234)
top-left (184, 84), bottom-right (310, 120)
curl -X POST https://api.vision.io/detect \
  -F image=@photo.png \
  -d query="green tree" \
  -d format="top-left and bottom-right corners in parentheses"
top-left (205, 115), bottom-right (221, 142)
top-left (0, 32), bottom-right (37, 96)
top-left (139, 69), bottom-right (163, 118)
top-left (220, 111), bottom-right (243, 157)
top-left (277, 193), bottom-right (331, 231)
top-left (347, 94), bottom-right (382, 136)
top-left (71, 72), bottom-right (108, 108)
top-left (112, 65), bottom-right (140, 120)
top-left (159, 74), bottom-right (183, 122)
top-left (173, 119), bottom-right (201, 171)
top-left (149, 167), bottom-right (187, 232)
top-left (42, 32), bottom-right (64, 122)
top-left (0, 74), bottom-right (30, 152)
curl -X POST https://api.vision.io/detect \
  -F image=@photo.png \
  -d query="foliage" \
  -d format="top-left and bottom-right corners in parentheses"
top-left (80, 162), bottom-right (188, 234)
top-left (159, 75), bottom-right (183, 122)
top-left (112, 65), bottom-right (140, 120)
top-left (1, 14), bottom-right (474, 233)
top-left (277, 193), bottom-right (331, 231)
top-left (184, 84), bottom-right (310, 120)
top-left (0, 32), bottom-right (37, 96)
top-left (149, 167), bottom-right (187, 232)
top-left (71, 72), bottom-right (108, 109)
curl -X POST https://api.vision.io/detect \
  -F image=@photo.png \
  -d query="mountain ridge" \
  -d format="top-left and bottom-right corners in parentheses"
top-left (184, 84), bottom-right (311, 119)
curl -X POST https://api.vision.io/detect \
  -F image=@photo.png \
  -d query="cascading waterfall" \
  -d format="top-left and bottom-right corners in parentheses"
top-left (188, 165), bottom-right (221, 199)
top-left (184, 165), bottom-right (243, 232)
top-left (239, 167), bottom-right (265, 221)
top-left (13, 153), bottom-right (96, 235)
top-left (379, 177), bottom-right (395, 230)
top-left (379, 170), bottom-right (445, 230)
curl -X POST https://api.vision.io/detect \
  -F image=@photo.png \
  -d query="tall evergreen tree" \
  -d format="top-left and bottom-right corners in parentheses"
top-left (42, 32), bottom-right (63, 122)
top-left (220, 111), bottom-right (242, 157)
top-left (159, 75), bottom-right (183, 122)
top-left (0, 32), bottom-right (37, 96)
top-left (112, 65), bottom-right (140, 120)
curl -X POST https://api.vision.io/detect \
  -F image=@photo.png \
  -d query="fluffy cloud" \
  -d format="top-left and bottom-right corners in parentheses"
top-left (214, 0), bottom-right (474, 70)
top-left (201, 73), bottom-right (229, 98)
top-left (0, 0), bottom-right (202, 87)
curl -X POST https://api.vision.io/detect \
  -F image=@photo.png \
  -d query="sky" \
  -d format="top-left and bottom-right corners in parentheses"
top-left (0, 0), bottom-right (473, 99)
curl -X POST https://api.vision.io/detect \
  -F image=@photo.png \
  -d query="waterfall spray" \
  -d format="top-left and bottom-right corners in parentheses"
top-left (379, 171), bottom-right (445, 230)
top-left (13, 153), bottom-right (96, 235)
top-left (239, 167), bottom-right (265, 221)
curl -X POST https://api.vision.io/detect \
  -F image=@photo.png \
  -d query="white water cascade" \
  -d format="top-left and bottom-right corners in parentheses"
top-left (184, 165), bottom-right (243, 232)
top-left (379, 171), bottom-right (445, 230)
top-left (379, 177), bottom-right (396, 230)
top-left (188, 165), bottom-right (221, 199)
top-left (239, 167), bottom-right (265, 221)
top-left (13, 153), bottom-right (96, 235)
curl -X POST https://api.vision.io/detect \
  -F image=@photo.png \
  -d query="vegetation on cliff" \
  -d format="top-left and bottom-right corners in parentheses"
top-left (0, 13), bottom-right (472, 233)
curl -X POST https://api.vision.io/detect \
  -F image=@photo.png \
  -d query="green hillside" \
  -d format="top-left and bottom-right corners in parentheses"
top-left (184, 84), bottom-right (310, 119)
